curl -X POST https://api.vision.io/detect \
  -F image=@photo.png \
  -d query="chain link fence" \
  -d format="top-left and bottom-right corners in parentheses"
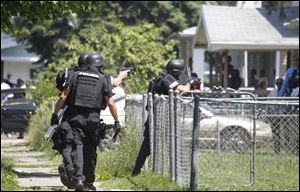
top-left (125, 94), bottom-right (145, 140)
top-left (254, 98), bottom-right (299, 187)
top-left (125, 92), bottom-right (299, 190)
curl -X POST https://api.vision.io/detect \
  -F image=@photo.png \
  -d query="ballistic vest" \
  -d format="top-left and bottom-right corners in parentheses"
top-left (67, 68), bottom-right (105, 109)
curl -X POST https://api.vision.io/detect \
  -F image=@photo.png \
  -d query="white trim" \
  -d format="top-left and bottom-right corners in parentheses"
top-left (209, 41), bottom-right (299, 51)
top-left (1, 56), bottom-right (40, 62)
top-left (202, 9), bottom-right (212, 52)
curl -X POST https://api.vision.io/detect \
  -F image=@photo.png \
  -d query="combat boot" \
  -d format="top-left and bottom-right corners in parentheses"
top-left (85, 183), bottom-right (96, 191)
top-left (58, 164), bottom-right (69, 187)
top-left (131, 168), bottom-right (141, 177)
top-left (75, 180), bottom-right (85, 191)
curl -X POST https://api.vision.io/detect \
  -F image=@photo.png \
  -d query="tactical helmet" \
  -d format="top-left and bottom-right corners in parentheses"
top-left (86, 53), bottom-right (104, 67)
top-left (166, 59), bottom-right (185, 76)
top-left (78, 54), bottom-right (89, 68)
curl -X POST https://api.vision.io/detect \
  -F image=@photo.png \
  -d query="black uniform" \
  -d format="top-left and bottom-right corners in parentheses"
top-left (62, 66), bottom-right (113, 186)
top-left (53, 64), bottom-right (114, 189)
top-left (131, 73), bottom-right (180, 176)
top-left (52, 69), bottom-right (77, 181)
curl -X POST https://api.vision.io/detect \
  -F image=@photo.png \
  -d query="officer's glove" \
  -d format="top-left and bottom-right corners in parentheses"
top-left (112, 121), bottom-right (121, 142)
top-left (51, 113), bottom-right (59, 126)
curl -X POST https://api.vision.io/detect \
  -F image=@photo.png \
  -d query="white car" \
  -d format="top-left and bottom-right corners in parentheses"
top-left (182, 105), bottom-right (273, 153)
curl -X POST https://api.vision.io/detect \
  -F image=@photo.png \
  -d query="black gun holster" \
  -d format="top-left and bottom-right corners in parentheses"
top-left (96, 119), bottom-right (106, 145)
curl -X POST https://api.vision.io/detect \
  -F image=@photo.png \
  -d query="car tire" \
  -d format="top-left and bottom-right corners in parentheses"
top-left (220, 126), bottom-right (251, 153)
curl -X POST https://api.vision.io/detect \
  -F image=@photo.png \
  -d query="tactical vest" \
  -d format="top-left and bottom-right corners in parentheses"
top-left (66, 69), bottom-right (105, 109)
top-left (148, 73), bottom-right (166, 95)
top-left (146, 73), bottom-right (166, 111)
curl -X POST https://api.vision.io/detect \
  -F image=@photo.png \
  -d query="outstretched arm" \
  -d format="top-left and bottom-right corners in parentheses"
top-left (176, 83), bottom-right (191, 93)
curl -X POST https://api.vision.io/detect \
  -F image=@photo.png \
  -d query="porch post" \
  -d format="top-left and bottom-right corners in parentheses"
top-left (244, 51), bottom-right (248, 87)
top-left (223, 50), bottom-right (228, 88)
top-left (275, 51), bottom-right (280, 79)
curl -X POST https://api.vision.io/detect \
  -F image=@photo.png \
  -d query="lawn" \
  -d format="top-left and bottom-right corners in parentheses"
top-left (197, 149), bottom-right (299, 191)
top-left (96, 149), bottom-right (298, 191)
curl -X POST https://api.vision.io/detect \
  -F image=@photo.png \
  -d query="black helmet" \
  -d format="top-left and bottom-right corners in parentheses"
top-left (86, 53), bottom-right (104, 67)
top-left (166, 59), bottom-right (185, 76)
top-left (78, 54), bottom-right (89, 68)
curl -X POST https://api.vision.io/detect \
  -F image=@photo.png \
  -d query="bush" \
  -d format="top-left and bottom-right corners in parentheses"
top-left (1, 158), bottom-right (19, 191)
top-left (26, 97), bottom-right (59, 158)
top-left (96, 125), bottom-right (140, 180)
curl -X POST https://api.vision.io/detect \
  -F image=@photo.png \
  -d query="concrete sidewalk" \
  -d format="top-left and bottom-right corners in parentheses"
top-left (1, 134), bottom-right (67, 191)
top-left (1, 133), bottom-right (127, 191)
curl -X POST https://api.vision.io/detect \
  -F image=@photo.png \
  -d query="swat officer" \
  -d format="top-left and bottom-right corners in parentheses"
top-left (53, 53), bottom-right (129, 190)
top-left (51, 53), bottom-right (121, 191)
top-left (52, 53), bottom-right (90, 189)
top-left (131, 59), bottom-right (191, 176)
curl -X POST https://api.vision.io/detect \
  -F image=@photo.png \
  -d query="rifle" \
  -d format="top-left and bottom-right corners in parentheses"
top-left (44, 106), bottom-right (68, 141)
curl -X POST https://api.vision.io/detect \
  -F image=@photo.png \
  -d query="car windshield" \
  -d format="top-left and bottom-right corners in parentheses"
top-left (1, 90), bottom-right (27, 104)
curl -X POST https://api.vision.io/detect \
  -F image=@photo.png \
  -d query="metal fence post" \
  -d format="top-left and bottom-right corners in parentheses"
top-left (169, 90), bottom-right (175, 180)
top-left (251, 101), bottom-right (257, 185)
top-left (174, 90), bottom-right (179, 183)
top-left (148, 93), bottom-right (155, 172)
top-left (143, 93), bottom-right (148, 170)
top-left (190, 95), bottom-right (200, 191)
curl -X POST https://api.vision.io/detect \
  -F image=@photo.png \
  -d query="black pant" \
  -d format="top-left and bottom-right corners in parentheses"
top-left (133, 118), bottom-right (151, 172)
top-left (269, 116), bottom-right (282, 154)
top-left (83, 138), bottom-right (97, 183)
top-left (58, 120), bottom-right (75, 175)
top-left (62, 106), bottom-right (100, 183)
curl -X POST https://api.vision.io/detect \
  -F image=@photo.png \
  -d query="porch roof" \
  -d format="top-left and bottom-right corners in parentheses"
top-left (195, 5), bottom-right (299, 51)
top-left (1, 33), bottom-right (40, 62)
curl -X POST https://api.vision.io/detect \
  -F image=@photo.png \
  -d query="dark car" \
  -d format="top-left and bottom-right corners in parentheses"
top-left (1, 88), bottom-right (36, 135)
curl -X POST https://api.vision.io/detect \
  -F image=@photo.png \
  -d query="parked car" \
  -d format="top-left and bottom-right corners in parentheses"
top-left (183, 105), bottom-right (273, 153)
top-left (1, 88), bottom-right (36, 135)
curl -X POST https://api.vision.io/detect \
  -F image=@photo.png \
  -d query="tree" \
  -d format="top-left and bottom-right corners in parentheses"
top-left (2, 1), bottom-right (202, 40)
top-left (31, 21), bottom-right (176, 104)
top-left (2, 1), bottom-right (203, 97)
top-left (1, 1), bottom-right (103, 34)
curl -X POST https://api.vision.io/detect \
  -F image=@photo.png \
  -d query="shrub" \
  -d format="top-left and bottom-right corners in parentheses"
top-left (1, 158), bottom-right (19, 191)
top-left (26, 97), bottom-right (59, 158)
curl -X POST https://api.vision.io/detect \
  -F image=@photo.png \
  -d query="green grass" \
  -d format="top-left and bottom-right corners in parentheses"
top-left (96, 124), bottom-right (141, 180)
top-left (97, 148), bottom-right (298, 191)
top-left (99, 172), bottom-right (186, 191)
top-left (1, 158), bottom-right (20, 191)
top-left (94, 122), bottom-right (298, 191)
top-left (197, 150), bottom-right (299, 191)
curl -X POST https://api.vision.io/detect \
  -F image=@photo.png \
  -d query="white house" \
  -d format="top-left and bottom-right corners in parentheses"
top-left (178, 1), bottom-right (299, 92)
top-left (1, 33), bottom-right (40, 85)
